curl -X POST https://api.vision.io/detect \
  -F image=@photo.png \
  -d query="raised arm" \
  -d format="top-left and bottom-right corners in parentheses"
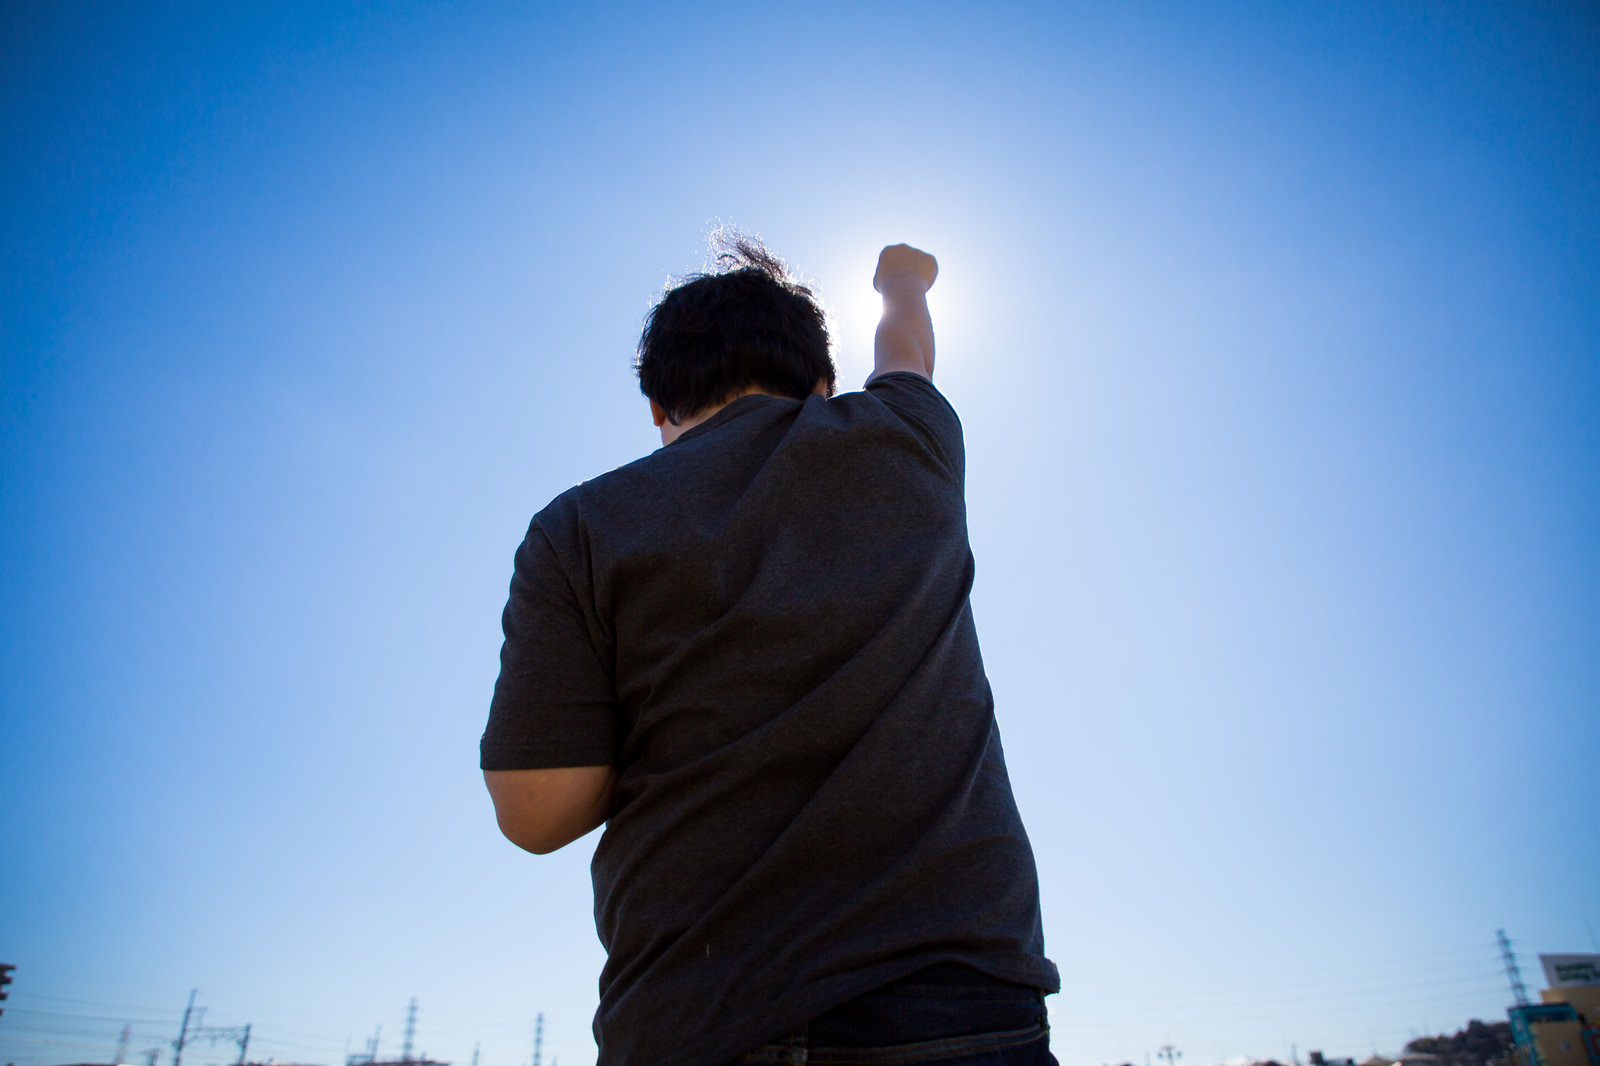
top-left (869, 243), bottom-right (939, 382)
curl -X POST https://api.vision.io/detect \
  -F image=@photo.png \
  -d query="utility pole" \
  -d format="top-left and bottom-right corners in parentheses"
top-left (174, 991), bottom-right (198, 1066)
top-left (533, 1014), bottom-right (543, 1066)
top-left (1499, 928), bottom-right (1530, 1006)
top-left (402, 1000), bottom-right (418, 1065)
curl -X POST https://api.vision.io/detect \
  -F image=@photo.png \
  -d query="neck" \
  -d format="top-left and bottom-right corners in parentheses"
top-left (658, 386), bottom-right (778, 445)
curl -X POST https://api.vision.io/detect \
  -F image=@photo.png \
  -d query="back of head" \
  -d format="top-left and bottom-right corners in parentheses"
top-left (637, 233), bottom-right (836, 424)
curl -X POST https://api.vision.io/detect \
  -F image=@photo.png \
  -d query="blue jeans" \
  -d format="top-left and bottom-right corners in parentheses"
top-left (735, 964), bottom-right (1057, 1064)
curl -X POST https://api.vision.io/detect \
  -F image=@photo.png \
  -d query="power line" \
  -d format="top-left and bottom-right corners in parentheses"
top-left (0, 1007), bottom-right (177, 1025)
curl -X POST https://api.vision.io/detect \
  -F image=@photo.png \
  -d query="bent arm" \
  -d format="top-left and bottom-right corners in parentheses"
top-left (870, 243), bottom-right (938, 382)
top-left (484, 765), bottom-right (617, 854)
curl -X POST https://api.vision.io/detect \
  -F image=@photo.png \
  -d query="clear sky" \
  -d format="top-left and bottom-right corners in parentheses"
top-left (2, 4), bottom-right (1596, 1066)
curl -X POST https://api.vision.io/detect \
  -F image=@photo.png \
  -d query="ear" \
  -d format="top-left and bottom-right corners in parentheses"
top-left (812, 376), bottom-right (830, 396)
top-left (650, 399), bottom-right (668, 428)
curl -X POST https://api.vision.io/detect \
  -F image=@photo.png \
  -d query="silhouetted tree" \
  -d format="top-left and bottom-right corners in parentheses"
top-left (1404, 1020), bottom-right (1513, 1066)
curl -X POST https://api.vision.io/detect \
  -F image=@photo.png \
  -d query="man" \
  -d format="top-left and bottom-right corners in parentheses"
top-left (481, 237), bottom-right (1059, 1065)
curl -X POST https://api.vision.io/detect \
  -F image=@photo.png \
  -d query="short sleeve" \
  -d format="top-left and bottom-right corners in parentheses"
top-left (864, 371), bottom-right (965, 481)
top-left (481, 522), bottom-right (620, 770)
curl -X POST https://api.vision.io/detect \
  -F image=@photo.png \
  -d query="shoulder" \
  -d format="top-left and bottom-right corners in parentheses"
top-left (525, 440), bottom-right (698, 576)
top-left (851, 371), bottom-right (965, 479)
top-left (526, 484), bottom-right (583, 560)
top-left (533, 445), bottom-right (670, 529)
top-left (523, 473), bottom-right (612, 580)
top-left (863, 369), bottom-right (956, 410)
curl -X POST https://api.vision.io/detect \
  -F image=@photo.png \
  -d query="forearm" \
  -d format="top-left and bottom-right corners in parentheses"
top-left (869, 243), bottom-right (939, 382)
top-left (873, 275), bottom-right (935, 380)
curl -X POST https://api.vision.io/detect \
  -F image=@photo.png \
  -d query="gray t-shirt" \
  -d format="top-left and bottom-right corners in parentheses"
top-left (482, 372), bottom-right (1058, 1066)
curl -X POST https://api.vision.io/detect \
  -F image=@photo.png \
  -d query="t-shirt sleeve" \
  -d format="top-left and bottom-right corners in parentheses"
top-left (481, 520), bottom-right (620, 771)
top-left (864, 370), bottom-right (966, 482)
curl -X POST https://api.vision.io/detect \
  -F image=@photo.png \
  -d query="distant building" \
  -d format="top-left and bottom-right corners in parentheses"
top-left (1508, 953), bottom-right (1600, 1066)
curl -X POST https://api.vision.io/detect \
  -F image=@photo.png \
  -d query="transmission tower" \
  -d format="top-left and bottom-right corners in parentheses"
top-left (1498, 929), bottom-right (1530, 1006)
top-left (116, 1024), bottom-right (132, 1064)
top-left (532, 1014), bottom-right (543, 1066)
top-left (171, 991), bottom-right (252, 1066)
top-left (174, 990), bottom-right (198, 1066)
top-left (402, 999), bottom-right (418, 1065)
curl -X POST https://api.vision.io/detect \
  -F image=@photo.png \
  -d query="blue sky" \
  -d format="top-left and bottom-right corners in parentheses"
top-left (2, 4), bottom-right (1596, 1066)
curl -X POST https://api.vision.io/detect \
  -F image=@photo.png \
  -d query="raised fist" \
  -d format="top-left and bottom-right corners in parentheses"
top-left (873, 244), bottom-right (938, 294)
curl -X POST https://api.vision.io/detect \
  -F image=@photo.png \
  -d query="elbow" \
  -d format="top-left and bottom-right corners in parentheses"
top-left (497, 815), bottom-right (566, 855)
top-left (484, 766), bottom-right (615, 855)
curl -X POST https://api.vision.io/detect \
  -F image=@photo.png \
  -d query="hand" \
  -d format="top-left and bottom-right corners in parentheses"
top-left (873, 244), bottom-right (938, 294)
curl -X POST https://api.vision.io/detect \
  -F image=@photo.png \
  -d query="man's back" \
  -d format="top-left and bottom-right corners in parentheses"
top-left (482, 241), bottom-right (1057, 1066)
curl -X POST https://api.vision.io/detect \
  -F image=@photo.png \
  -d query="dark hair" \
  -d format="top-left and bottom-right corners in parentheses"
top-left (636, 233), bottom-right (835, 424)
